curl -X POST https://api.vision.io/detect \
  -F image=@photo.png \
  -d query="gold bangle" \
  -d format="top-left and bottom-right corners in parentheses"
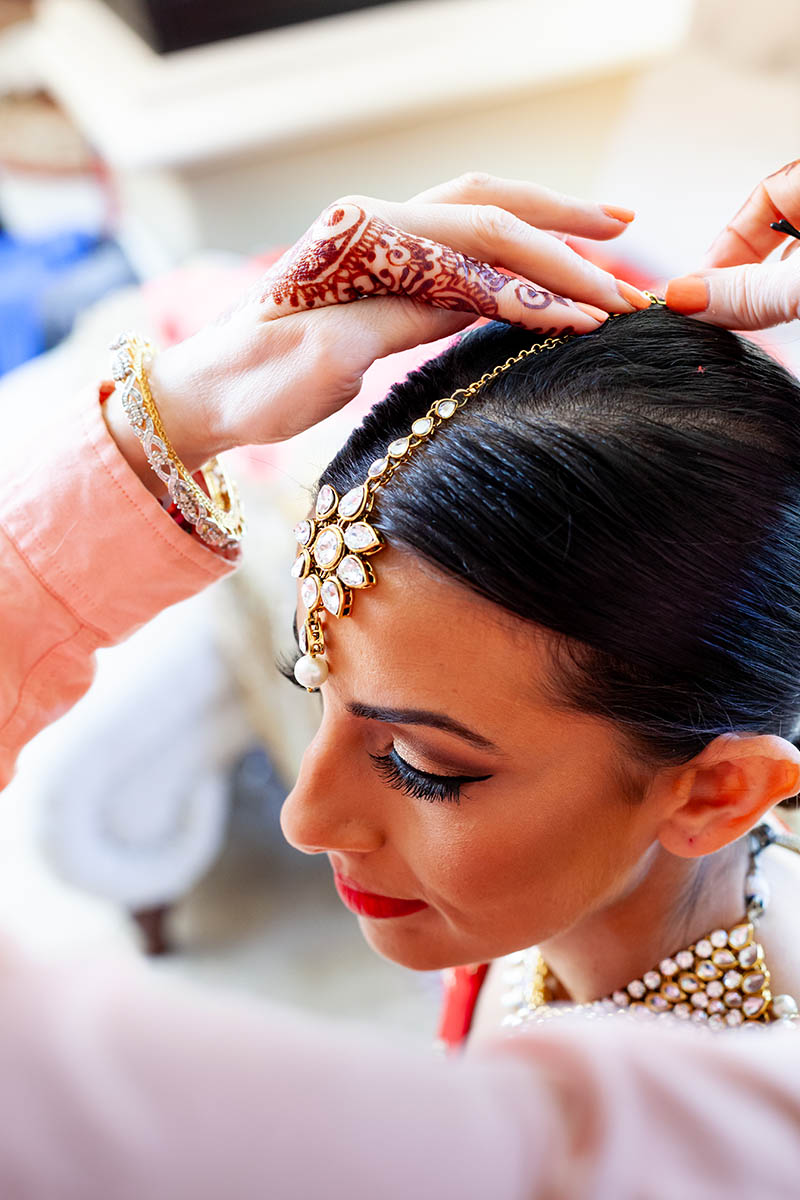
top-left (110, 332), bottom-right (245, 549)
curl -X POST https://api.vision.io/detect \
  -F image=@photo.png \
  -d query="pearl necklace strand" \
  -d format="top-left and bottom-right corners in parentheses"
top-left (501, 822), bottom-right (800, 1033)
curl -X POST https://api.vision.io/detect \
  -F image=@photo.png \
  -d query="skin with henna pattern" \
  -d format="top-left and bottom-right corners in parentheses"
top-left (110, 173), bottom-right (642, 491)
top-left (261, 203), bottom-right (574, 333)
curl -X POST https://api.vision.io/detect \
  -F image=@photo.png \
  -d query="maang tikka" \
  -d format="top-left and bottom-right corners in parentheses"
top-left (290, 301), bottom-right (663, 691)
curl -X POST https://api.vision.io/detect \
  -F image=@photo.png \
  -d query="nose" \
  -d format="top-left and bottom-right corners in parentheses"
top-left (280, 718), bottom-right (385, 856)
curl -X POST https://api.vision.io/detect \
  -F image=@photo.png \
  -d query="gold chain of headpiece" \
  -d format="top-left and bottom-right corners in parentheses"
top-left (377, 334), bottom-right (570, 489)
top-left (291, 295), bottom-right (665, 688)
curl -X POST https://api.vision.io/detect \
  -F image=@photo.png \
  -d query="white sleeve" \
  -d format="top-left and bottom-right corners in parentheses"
top-left (0, 938), bottom-right (799, 1198)
top-left (479, 1016), bottom-right (800, 1198)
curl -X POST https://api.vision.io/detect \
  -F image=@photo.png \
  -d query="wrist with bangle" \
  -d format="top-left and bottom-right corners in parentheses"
top-left (105, 333), bottom-right (245, 551)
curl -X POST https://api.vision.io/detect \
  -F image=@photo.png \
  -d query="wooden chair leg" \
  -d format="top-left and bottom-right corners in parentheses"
top-left (131, 903), bottom-right (172, 956)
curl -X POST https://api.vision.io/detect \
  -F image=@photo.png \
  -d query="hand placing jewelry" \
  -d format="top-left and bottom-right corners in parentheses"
top-left (105, 174), bottom-right (649, 491)
top-left (665, 158), bottom-right (800, 329)
top-left (256, 188), bottom-right (642, 327)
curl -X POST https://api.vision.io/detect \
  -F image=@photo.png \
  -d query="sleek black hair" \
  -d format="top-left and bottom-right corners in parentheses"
top-left (320, 307), bottom-right (800, 772)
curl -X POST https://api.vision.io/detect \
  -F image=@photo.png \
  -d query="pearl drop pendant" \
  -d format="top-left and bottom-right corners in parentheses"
top-left (293, 653), bottom-right (329, 691)
top-left (772, 993), bottom-right (799, 1020)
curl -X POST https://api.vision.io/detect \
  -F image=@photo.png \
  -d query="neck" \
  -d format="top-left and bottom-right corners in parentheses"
top-left (539, 839), bottom-right (750, 1004)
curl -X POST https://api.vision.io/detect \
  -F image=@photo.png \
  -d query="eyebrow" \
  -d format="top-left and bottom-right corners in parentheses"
top-left (348, 701), bottom-right (503, 755)
top-left (292, 617), bottom-right (503, 754)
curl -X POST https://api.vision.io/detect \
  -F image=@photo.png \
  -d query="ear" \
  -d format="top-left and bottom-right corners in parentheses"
top-left (655, 732), bottom-right (800, 858)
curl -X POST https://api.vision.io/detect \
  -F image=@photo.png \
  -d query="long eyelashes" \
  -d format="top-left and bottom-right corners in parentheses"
top-left (370, 749), bottom-right (490, 806)
top-left (369, 750), bottom-right (462, 804)
top-left (278, 655), bottom-right (490, 804)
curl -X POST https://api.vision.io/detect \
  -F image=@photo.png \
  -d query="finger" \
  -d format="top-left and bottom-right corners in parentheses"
top-left (258, 202), bottom-right (609, 333)
top-left (306, 297), bottom-right (476, 383)
top-left (703, 159), bottom-right (800, 268)
top-left (345, 192), bottom-right (647, 312)
top-left (377, 199), bottom-right (648, 313)
top-left (259, 200), bottom-right (641, 323)
top-left (664, 259), bottom-right (800, 330)
top-left (781, 237), bottom-right (800, 261)
top-left (408, 172), bottom-right (636, 241)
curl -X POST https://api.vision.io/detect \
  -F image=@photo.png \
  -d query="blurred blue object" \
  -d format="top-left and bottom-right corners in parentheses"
top-left (229, 745), bottom-right (289, 844)
top-left (0, 231), bottom-right (135, 376)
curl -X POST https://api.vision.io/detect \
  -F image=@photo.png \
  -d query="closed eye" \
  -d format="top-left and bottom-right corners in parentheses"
top-left (281, 616), bottom-right (495, 795)
top-left (369, 747), bottom-right (491, 806)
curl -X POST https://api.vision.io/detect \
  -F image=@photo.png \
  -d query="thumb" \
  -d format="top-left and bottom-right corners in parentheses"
top-left (664, 260), bottom-right (800, 330)
top-left (329, 294), bottom-right (477, 365)
top-left (254, 298), bottom-right (477, 444)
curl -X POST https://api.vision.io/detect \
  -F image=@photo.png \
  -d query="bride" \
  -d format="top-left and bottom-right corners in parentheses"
top-left (6, 164), bottom-right (800, 1195)
top-left (280, 301), bottom-right (800, 1042)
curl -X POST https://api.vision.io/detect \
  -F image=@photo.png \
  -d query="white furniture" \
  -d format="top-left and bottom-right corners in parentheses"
top-left (35, 592), bottom-right (247, 914)
top-left (32, 0), bottom-right (693, 270)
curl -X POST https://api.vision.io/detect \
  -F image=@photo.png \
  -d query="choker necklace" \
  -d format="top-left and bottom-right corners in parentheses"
top-left (501, 822), bottom-right (800, 1032)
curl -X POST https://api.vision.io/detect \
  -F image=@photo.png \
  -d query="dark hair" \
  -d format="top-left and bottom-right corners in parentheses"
top-left (320, 308), bottom-right (800, 773)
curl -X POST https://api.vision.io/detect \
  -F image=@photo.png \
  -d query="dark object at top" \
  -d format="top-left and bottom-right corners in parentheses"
top-left (99, 0), bottom-right (410, 54)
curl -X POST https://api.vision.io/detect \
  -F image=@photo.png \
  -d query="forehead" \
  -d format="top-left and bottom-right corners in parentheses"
top-left (298, 545), bottom-right (563, 742)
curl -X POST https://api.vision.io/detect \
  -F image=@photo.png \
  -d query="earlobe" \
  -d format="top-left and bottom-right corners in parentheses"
top-left (656, 734), bottom-right (800, 859)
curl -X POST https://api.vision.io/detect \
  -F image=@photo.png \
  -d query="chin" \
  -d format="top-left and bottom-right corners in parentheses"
top-left (358, 914), bottom-right (476, 972)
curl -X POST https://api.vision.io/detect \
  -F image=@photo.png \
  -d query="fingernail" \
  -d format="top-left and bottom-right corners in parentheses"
top-left (616, 281), bottom-right (651, 310)
top-left (664, 275), bottom-right (709, 315)
top-left (601, 205), bottom-right (636, 224)
top-left (575, 302), bottom-right (609, 323)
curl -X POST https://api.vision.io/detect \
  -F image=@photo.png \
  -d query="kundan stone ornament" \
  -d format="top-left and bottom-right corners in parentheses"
top-left (288, 309), bottom-right (666, 691)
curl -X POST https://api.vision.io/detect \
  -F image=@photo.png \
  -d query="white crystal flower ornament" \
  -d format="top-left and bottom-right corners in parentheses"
top-left (289, 400), bottom-right (471, 690)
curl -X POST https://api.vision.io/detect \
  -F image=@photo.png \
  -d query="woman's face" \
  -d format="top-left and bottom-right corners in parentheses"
top-left (281, 546), bottom-right (665, 970)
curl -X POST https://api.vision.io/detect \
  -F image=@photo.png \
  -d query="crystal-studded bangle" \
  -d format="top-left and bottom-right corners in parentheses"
top-left (110, 332), bottom-right (245, 550)
top-left (161, 470), bottom-right (209, 534)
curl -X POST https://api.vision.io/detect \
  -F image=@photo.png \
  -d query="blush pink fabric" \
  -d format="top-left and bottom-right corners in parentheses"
top-left (0, 384), bottom-right (799, 1198)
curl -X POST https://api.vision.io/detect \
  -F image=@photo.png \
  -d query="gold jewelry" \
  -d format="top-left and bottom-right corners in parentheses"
top-left (290, 295), bottom-right (666, 690)
top-left (501, 822), bottom-right (800, 1032)
top-left (110, 332), bottom-right (245, 550)
top-left (291, 332), bottom-right (582, 689)
top-left (291, 296), bottom-right (667, 689)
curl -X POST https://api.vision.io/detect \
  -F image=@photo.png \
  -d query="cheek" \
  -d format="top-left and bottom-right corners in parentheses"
top-left (416, 766), bottom-right (643, 923)
top-left (396, 806), bottom-right (542, 920)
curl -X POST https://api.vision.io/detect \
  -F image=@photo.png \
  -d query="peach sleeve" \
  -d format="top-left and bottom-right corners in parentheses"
top-left (0, 382), bottom-right (237, 787)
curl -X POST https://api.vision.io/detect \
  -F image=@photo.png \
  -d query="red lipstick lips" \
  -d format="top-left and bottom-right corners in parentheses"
top-left (333, 872), bottom-right (428, 919)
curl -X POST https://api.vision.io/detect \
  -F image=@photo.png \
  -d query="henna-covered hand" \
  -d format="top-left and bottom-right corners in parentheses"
top-left (133, 173), bottom-right (645, 467)
top-left (259, 202), bottom-right (584, 334)
top-left (256, 186), bottom-right (649, 336)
